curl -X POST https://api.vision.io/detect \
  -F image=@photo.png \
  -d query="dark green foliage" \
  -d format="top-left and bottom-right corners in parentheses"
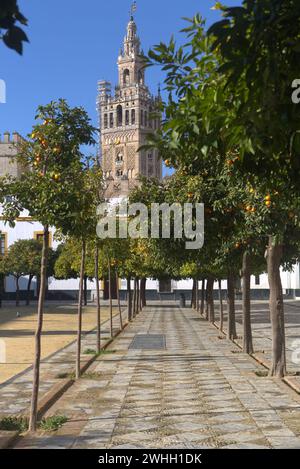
top-left (0, 0), bottom-right (28, 54)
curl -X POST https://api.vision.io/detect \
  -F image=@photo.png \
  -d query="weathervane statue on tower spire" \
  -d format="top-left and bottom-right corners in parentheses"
top-left (130, 1), bottom-right (137, 19)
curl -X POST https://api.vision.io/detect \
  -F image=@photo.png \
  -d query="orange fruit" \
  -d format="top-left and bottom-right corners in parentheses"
top-left (265, 200), bottom-right (271, 207)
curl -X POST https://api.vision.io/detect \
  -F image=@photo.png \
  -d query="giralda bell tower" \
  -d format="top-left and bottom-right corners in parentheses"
top-left (97, 6), bottom-right (162, 199)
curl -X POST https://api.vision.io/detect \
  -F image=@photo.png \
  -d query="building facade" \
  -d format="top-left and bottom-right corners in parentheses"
top-left (97, 16), bottom-right (162, 199)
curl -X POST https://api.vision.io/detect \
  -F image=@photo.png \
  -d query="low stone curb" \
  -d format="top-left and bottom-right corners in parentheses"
top-left (0, 317), bottom-right (129, 449)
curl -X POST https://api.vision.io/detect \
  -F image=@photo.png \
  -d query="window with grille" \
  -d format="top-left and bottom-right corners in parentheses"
top-left (104, 114), bottom-right (108, 129)
top-left (131, 109), bottom-right (135, 124)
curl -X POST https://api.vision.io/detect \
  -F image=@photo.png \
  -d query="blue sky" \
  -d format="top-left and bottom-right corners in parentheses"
top-left (0, 0), bottom-right (240, 166)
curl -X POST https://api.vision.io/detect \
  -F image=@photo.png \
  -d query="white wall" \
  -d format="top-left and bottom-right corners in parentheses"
top-left (1, 214), bottom-right (300, 293)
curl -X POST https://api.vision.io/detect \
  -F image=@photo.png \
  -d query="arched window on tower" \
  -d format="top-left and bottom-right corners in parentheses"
top-left (109, 113), bottom-right (114, 128)
top-left (117, 105), bottom-right (123, 126)
top-left (123, 69), bottom-right (130, 86)
top-left (144, 111), bottom-right (148, 127)
top-left (140, 110), bottom-right (144, 126)
top-left (104, 114), bottom-right (108, 129)
top-left (131, 109), bottom-right (136, 125)
top-left (125, 110), bottom-right (130, 125)
top-left (116, 152), bottom-right (123, 163)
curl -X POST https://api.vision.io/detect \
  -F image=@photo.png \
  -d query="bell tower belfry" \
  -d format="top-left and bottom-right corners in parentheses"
top-left (97, 12), bottom-right (162, 199)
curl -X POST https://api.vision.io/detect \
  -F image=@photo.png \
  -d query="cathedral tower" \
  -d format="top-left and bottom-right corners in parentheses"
top-left (97, 13), bottom-right (162, 199)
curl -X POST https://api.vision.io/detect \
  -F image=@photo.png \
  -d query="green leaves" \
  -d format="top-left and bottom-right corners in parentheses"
top-left (0, 0), bottom-right (29, 54)
top-left (1, 100), bottom-right (101, 237)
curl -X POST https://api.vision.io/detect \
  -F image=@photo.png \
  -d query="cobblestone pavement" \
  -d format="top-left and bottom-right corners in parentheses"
top-left (215, 300), bottom-right (300, 386)
top-left (16, 304), bottom-right (300, 449)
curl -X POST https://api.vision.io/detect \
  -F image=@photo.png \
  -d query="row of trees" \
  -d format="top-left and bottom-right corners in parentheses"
top-left (0, 99), bottom-right (103, 431)
top-left (0, 99), bottom-right (161, 432)
top-left (0, 239), bottom-right (56, 306)
top-left (137, 0), bottom-right (300, 378)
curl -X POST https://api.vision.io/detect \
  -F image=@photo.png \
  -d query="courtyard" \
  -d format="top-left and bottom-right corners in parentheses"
top-left (0, 302), bottom-right (120, 384)
top-left (6, 302), bottom-right (300, 449)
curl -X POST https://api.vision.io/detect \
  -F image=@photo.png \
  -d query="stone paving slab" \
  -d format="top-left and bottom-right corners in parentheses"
top-left (213, 300), bottom-right (300, 390)
top-left (14, 304), bottom-right (300, 449)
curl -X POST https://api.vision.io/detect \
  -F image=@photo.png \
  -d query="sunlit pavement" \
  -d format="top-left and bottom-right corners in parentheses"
top-left (15, 303), bottom-right (300, 449)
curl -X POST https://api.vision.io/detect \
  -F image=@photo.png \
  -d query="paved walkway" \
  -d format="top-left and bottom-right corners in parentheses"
top-left (214, 300), bottom-right (300, 388)
top-left (16, 304), bottom-right (300, 449)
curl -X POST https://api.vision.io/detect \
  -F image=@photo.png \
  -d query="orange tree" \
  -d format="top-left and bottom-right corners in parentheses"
top-left (0, 99), bottom-right (96, 430)
top-left (145, 7), bottom-right (300, 376)
top-left (70, 161), bottom-right (103, 379)
top-left (207, 0), bottom-right (300, 376)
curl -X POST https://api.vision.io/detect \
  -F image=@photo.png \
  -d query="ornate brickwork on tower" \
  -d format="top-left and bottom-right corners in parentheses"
top-left (97, 15), bottom-right (162, 199)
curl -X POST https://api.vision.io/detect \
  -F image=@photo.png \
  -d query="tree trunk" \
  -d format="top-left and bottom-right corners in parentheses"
top-left (227, 271), bottom-right (237, 340)
top-left (195, 278), bottom-right (199, 313)
top-left (191, 278), bottom-right (196, 309)
top-left (127, 276), bottom-right (132, 321)
top-left (76, 240), bottom-right (86, 380)
top-left (132, 277), bottom-right (137, 318)
top-left (83, 275), bottom-right (88, 306)
top-left (95, 246), bottom-right (101, 354)
top-left (207, 276), bottom-right (215, 323)
top-left (116, 270), bottom-right (123, 330)
top-left (26, 274), bottom-right (33, 306)
top-left (200, 278), bottom-right (205, 316)
top-left (15, 276), bottom-right (20, 307)
top-left (218, 279), bottom-right (224, 332)
top-left (108, 258), bottom-right (113, 337)
top-left (140, 277), bottom-right (147, 308)
top-left (36, 274), bottom-right (40, 300)
top-left (29, 225), bottom-right (49, 432)
top-left (267, 236), bottom-right (286, 377)
top-left (242, 251), bottom-right (253, 354)
top-left (136, 278), bottom-right (140, 314)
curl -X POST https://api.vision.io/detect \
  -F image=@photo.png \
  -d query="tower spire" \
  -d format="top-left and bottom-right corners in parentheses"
top-left (123, 7), bottom-right (140, 58)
